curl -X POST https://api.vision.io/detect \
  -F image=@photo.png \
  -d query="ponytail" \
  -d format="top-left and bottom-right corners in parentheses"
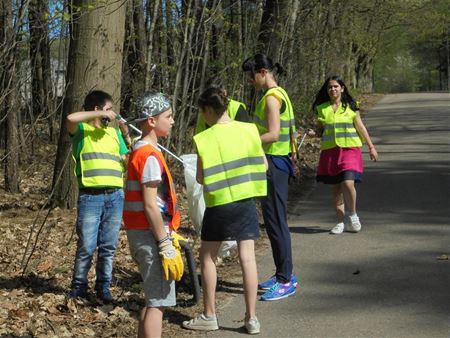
top-left (242, 54), bottom-right (285, 76)
top-left (273, 62), bottom-right (285, 76)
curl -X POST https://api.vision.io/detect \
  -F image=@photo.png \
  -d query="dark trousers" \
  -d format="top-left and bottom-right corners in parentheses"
top-left (261, 157), bottom-right (293, 283)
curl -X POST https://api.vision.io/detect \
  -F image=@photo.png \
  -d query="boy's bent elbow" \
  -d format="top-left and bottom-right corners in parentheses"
top-left (66, 116), bottom-right (78, 134)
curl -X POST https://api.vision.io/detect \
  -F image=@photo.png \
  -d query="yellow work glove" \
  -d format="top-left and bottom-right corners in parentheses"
top-left (171, 231), bottom-right (187, 246)
top-left (158, 236), bottom-right (184, 281)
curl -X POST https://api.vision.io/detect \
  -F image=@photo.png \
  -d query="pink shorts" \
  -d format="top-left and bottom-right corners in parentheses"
top-left (317, 147), bottom-right (363, 184)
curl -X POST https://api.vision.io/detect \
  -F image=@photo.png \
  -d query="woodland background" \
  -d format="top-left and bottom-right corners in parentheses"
top-left (0, 0), bottom-right (448, 206)
top-left (0, 0), bottom-right (448, 336)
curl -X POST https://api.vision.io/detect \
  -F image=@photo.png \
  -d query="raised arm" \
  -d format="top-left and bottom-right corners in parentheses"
top-left (66, 110), bottom-right (117, 135)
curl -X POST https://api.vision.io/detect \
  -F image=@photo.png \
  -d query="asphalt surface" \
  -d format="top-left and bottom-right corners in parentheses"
top-left (202, 93), bottom-right (450, 338)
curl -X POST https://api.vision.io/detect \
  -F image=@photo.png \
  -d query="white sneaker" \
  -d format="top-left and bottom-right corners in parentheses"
top-left (245, 317), bottom-right (260, 334)
top-left (330, 222), bottom-right (345, 234)
top-left (348, 214), bottom-right (361, 232)
top-left (182, 313), bottom-right (219, 331)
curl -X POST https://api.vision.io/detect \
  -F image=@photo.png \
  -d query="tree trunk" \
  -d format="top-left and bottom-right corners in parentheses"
top-left (52, 0), bottom-right (126, 208)
top-left (257, 0), bottom-right (289, 60)
top-left (145, 0), bottom-right (161, 90)
top-left (447, 31), bottom-right (450, 91)
top-left (162, 0), bottom-right (173, 92)
top-left (29, 0), bottom-right (55, 142)
top-left (283, 0), bottom-right (299, 75)
top-left (356, 53), bottom-right (374, 93)
top-left (0, 0), bottom-right (20, 193)
top-left (121, 0), bottom-right (146, 116)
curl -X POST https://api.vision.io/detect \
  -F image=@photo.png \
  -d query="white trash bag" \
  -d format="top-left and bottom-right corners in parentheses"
top-left (180, 154), bottom-right (205, 233)
top-left (180, 154), bottom-right (237, 257)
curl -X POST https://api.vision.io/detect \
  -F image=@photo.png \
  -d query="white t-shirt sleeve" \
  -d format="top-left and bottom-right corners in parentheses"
top-left (141, 155), bottom-right (162, 184)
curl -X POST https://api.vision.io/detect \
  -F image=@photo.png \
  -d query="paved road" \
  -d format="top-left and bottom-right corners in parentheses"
top-left (203, 93), bottom-right (450, 338)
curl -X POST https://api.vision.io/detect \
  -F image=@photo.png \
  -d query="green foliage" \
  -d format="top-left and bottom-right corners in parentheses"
top-left (375, 52), bottom-right (421, 92)
top-left (373, 0), bottom-right (450, 92)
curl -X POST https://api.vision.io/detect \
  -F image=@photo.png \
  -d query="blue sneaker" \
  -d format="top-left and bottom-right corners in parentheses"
top-left (291, 274), bottom-right (298, 288)
top-left (258, 275), bottom-right (277, 290)
top-left (96, 288), bottom-right (113, 303)
top-left (260, 281), bottom-right (296, 301)
top-left (259, 274), bottom-right (298, 290)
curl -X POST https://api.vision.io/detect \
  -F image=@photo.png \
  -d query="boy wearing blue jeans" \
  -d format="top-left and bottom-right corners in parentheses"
top-left (67, 90), bottom-right (129, 303)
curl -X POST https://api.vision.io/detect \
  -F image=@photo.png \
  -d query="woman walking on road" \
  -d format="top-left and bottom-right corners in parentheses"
top-left (242, 54), bottom-right (298, 301)
top-left (311, 75), bottom-right (378, 234)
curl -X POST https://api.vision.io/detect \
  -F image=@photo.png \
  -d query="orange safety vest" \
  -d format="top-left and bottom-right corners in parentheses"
top-left (123, 143), bottom-right (180, 231)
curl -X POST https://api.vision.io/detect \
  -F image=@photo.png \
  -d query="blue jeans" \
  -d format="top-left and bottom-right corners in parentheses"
top-left (71, 189), bottom-right (124, 291)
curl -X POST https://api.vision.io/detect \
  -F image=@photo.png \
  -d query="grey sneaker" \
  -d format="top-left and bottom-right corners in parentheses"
top-left (245, 317), bottom-right (260, 334)
top-left (348, 214), bottom-right (361, 232)
top-left (182, 313), bottom-right (219, 331)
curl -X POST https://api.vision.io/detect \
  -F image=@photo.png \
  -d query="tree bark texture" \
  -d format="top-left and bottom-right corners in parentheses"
top-left (121, 0), bottom-right (147, 116)
top-left (0, 0), bottom-right (20, 193)
top-left (29, 0), bottom-right (55, 142)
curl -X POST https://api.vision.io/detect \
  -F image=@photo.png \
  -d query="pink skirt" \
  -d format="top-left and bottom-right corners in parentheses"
top-left (316, 147), bottom-right (363, 184)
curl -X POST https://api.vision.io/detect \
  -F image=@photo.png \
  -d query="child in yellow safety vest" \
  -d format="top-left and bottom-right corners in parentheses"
top-left (242, 54), bottom-right (298, 301)
top-left (182, 87), bottom-right (267, 334)
top-left (195, 76), bottom-right (250, 134)
top-left (311, 75), bottom-right (379, 234)
top-left (66, 90), bottom-right (129, 303)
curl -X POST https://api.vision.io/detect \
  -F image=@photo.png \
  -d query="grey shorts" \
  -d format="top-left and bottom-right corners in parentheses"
top-left (126, 229), bottom-right (176, 307)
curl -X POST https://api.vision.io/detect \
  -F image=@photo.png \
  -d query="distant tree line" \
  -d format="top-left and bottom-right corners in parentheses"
top-left (0, 0), bottom-right (448, 207)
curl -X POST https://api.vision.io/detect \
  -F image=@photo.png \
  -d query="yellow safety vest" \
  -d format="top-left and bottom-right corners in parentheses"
top-left (78, 123), bottom-right (124, 188)
top-left (195, 99), bottom-right (247, 134)
top-left (194, 121), bottom-right (267, 207)
top-left (317, 102), bottom-right (363, 150)
top-left (253, 87), bottom-right (295, 155)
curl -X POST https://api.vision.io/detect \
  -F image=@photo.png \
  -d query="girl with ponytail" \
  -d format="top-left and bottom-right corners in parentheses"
top-left (242, 54), bottom-right (298, 301)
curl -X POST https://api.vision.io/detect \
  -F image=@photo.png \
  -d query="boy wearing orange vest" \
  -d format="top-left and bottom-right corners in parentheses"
top-left (123, 92), bottom-right (183, 338)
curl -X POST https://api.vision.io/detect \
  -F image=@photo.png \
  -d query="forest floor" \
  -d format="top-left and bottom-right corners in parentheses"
top-left (0, 94), bottom-right (382, 337)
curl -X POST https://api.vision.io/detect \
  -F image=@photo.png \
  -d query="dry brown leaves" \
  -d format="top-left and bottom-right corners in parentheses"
top-left (0, 94), bottom-right (381, 337)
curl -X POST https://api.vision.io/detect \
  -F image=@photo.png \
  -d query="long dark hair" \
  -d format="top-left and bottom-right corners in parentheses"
top-left (312, 76), bottom-right (358, 112)
top-left (242, 53), bottom-right (285, 76)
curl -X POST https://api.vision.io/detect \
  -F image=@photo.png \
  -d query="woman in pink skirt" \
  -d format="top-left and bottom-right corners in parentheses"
top-left (311, 76), bottom-right (378, 234)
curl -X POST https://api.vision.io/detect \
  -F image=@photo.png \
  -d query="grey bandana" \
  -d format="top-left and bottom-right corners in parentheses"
top-left (131, 92), bottom-right (171, 123)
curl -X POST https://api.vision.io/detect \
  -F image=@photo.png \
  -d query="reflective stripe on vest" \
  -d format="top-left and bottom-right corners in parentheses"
top-left (194, 121), bottom-right (267, 208)
top-left (79, 123), bottom-right (124, 188)
top-left (195, 98), bottom-right (247, 135)
top-left (83, 168), bottom-right (123, 178)
top-left (317, 102), bottom-right (363, 150)
top-left (253, 87), bottom-right (295, 155)
top-left (123, 144), bottom-right (180, 231)
top-left (204, 172), bottom-right (267, 193)
top-left (126, 179), bottom-right (141, 191)
top-left (203, 156), bottom-right (264, 176)
top-left (124, 200), bottom-right (144, 211)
